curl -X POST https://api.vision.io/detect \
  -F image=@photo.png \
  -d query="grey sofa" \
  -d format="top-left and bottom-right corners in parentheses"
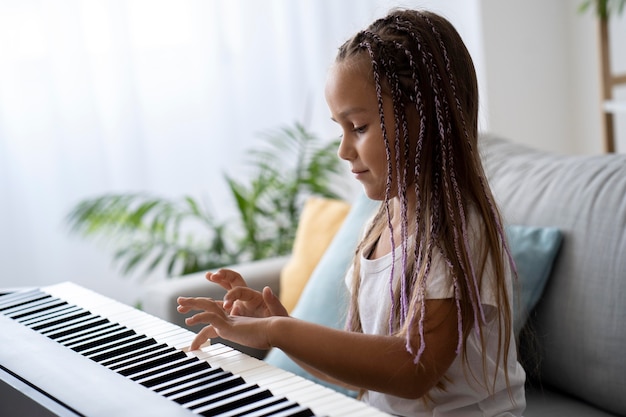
top-left (143, 135), bottom-right (626, 416)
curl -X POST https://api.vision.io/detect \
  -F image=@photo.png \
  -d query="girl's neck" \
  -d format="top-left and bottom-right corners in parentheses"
top-left (370, 192), bottom-right (417, 260)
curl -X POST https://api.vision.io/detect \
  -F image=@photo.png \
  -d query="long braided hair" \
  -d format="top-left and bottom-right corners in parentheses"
top-left (339, 10), bottom-right (516, 394)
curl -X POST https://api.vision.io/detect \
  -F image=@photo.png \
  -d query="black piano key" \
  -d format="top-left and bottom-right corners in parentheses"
top-left (5, 299), bottom-right (68, 320)
top-left (170, 375), bottom-right (245, 405)
top-left (265, 406), bottom-right (316, 417)
top-left (105, 344), bottom-right (174, 369)
top-left (43, 317), bottom-right (110, 340)
top-left (0, 291), bottom-right (50, 311)
top-left (62, 324), bottom-right (128, 346)
top-left (154, 368), bottom-right (229, 395)
top-left (183, 383), bottom-right (257, 410)
top-left (89, 337), bottom-right (158, 363)
top-left (19, 305), bottom-right (82, 326)
top-left (58, 323), bottom-right (125, 347)
top-left (74, 330), bottom-right (139, 355)
top-left (211, 396), bottom-right (292, 417)
top-left (0, 289), bottom-right (37, 305)
top-left (137, 360), bottom-right (213, 388)
top-left (195, 386), bottom-right (273, 416)
top-left (54, 321), bottom-right (118, 344)
top-left (117, 350), bottom-right (187, 376)
top-left (37, 312), bottom-right (99, 334)
top-left (66, 328), bottom-right (134, 352)
top-left (84, 334), bottom-right (150, 360)
top-left (131, 357), bottom-right (197, 383)
top-left (25, 308), bottom-right (91, 331)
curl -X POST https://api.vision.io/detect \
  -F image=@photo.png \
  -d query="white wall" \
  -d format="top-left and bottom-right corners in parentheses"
top-left (2, 0), bottom-right (622, 307)
top-left (0, 0), bottom-right (485, 306)
top-left (480, 0), bottom-right (626, 155)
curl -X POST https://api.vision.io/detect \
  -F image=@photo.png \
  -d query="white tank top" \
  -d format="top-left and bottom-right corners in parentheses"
top-left (345, 219), bottom-right (526, 416)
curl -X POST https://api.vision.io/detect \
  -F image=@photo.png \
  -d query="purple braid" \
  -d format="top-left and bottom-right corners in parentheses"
top-left (363, 30), bottom-right (412, 324)
top-left (438, 242), bottom-right (464, 354)
top-left (432, 44), bottom-right (486, 330)
top-left (361, 39), bottom-right (398, 334)
top-left (438, 99), bottom-right (485, 332)
top-left (387, 20), bottom-right (449, 361)
top-left (393, 14), bottom-right (487, 352)
top-left (420, 13), bottom-right (518, 279)
top-left (385, 47), bottom-right (411, 325)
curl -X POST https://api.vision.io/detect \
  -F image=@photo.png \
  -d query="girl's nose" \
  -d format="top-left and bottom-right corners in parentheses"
top-left (337, 135), bottom-right (355, 161)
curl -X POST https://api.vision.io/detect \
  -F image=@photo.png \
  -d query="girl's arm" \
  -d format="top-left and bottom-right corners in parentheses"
top-left (178, 296), bottom-right (460, 399)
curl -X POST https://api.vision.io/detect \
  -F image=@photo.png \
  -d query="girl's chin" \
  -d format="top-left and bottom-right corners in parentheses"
top-left (361, 186), bottom-right (386, 201)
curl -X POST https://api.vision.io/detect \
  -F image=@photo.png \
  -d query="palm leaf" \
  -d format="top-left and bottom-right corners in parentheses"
top-left (66, 122), bottom-right (345, 278)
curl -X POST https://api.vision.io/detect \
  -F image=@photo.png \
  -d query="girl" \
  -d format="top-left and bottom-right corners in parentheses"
top-left (177, 9), bottom-right (526, 416)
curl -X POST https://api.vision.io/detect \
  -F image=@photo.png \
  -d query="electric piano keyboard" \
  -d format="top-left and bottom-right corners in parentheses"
top-left (0, 282), bottom-right (391, 417)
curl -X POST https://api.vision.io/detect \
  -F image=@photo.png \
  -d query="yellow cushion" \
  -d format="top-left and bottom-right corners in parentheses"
top-left (279, 197), bottom-right (351, 313)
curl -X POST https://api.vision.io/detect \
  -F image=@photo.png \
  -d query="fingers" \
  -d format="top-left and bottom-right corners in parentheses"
top-left (177, 298), bottom-right (226, 351)
top-left (205, 269), bottom-right (247, 290)
top-left (262, 287), bottom-right (289, 317)
top-left (222, 287), bottom-right (262, 310)
top-left (190, 326), bottom-right (217, 351)
top-left (176, 296), bottom-right (224, 314)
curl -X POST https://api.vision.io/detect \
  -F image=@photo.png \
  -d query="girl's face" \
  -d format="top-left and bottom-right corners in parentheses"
top-left (325, 61), bottom-right (397, 201)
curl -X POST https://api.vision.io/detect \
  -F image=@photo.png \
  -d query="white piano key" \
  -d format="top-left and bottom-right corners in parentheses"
top-left (153, 368), bottom-right (229, 395)
top-left (85, 335), bottom-right (156, 361)
top-left (19, 304), bottom-right (82, 326)
top-left (102, 343), bottom-right (171, 369)
top-left (41, 315), bottom-right (107, 337)
top-left (5, 298), bottom-right (68, 319)
top-left (181, 382), bottom-right (255, 410)
top-left (212, 396), bottom-right (295, 417)
top-left (114, 349), bottom-right (185, 376)
top-left (21, 306), bottom-right (86, 328)
top-left (133, 357), bottom-right (208, 386)
top-left (126, 356), bottom-right (193, 381)
top-left (64, 326), bottom-right (130, 349)
top-left (60, 323), bottom-right (126, 347)
top-left (2, 296), bottom-right (61, 316)
top-left (192, 385), bottom-right (273, 415)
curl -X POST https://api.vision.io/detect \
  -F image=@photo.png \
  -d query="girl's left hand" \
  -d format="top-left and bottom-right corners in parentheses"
top-left (177, 295), bottom-right (276, 351)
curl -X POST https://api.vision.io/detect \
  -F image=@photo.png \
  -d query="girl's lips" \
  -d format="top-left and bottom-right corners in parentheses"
top-left (352, 169), bottom-right (368, 179)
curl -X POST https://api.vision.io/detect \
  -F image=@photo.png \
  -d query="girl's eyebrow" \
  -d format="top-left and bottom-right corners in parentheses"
top-left (330, 107), bottom-right (369, 122)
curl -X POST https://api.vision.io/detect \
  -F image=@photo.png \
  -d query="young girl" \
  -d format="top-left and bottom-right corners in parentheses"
top-left (177, 9), bottom-right (526, 416)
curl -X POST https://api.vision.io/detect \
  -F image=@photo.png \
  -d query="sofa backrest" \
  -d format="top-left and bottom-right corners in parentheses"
top-left (480, 136), bottom-right (626, 415)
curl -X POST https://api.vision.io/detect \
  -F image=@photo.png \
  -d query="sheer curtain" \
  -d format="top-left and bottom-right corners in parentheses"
top-left (0, 0), bottom-right (483, 304)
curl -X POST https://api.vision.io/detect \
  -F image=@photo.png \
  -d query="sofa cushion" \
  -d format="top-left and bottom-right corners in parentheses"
top-left (480, 135), bottom-right (626, 416)
top-left (525, 386), bottom-right (619, 417)
top-left (279, 197), bottom-right (351, 313)
top-left (507, 225), bottom-right (562, 335)
top-left (267, 187), bottom-right (563, 398)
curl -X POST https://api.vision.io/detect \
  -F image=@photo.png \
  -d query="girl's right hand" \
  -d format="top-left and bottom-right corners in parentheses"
top-left (205, 269), bottom-right (288, 318)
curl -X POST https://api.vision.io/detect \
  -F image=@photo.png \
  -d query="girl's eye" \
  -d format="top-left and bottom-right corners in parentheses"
top-left (353, 125), bottom-right (367, 134)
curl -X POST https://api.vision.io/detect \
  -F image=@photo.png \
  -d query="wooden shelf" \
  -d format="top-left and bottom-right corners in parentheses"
top-left (603, 100), bottom-right (626, 114)
top-left (598, 16), bottom-right (626, 152)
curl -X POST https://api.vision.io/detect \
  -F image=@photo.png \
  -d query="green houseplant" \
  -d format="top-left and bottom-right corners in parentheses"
top-left (578, 0), bottom-right (625, 18)
top-left (66, 122), bottom-right (343, 278)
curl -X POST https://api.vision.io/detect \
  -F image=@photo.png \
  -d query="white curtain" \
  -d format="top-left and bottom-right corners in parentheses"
top-left (0, 0), bottom-right (483, 304)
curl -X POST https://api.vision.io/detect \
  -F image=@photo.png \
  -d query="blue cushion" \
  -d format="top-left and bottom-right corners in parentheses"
top-left (506, 225), bottom-right (562, 335)
top-left (265, 194), bottom-right (562, 393)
